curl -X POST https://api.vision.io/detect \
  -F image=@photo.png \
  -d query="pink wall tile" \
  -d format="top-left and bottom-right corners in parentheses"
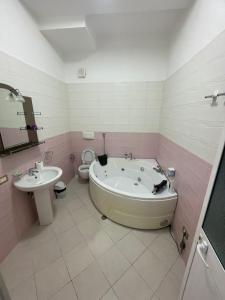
top-left (0, 130), bottom-right (213, 265)
top-left (157, 135), bottom-right (212, 262)
top-left (71, 131), bottom-right (159, 171)
top-left (0, 132), bottom-right (74, 262)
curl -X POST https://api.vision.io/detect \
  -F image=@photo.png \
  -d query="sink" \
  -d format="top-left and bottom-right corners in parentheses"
top-left (14, 166), bottom-right (62, 192)
top-left (14, 166), bottom-right (63, 225)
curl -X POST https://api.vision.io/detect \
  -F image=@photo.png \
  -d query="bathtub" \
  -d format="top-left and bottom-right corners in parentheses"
top-left (89, 158), bottom-right (178, 229)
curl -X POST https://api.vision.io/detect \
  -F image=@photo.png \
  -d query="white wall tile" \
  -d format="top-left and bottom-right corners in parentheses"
top-left (160, 30), bottom-right (225, 163)
top-left (68, 82), bottom-right (163, 133)
top-left (0, 51), bottom-right (70, 140)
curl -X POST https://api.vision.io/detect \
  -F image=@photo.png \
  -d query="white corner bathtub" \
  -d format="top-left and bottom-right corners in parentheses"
top-left (89, 158), bottom-right (177, 229)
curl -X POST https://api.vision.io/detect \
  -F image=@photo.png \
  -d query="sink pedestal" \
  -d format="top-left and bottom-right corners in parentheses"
top-left (34, 189), bottom-right (54, 225)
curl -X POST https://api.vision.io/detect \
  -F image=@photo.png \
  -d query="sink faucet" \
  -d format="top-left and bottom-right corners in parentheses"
top-left (153, 165), bottom-right (164, 174)
top-left (28, 167), bottom-right (39, 176)
top-left (128, 152), bottom-right (133, 160)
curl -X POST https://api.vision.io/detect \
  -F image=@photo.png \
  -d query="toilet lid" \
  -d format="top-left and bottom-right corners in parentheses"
top-left (81, 148), bottom-right (95, 164)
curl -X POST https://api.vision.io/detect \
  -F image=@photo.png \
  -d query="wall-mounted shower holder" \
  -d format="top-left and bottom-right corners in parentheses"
top-left (204, 90), bottom-right (225, 106)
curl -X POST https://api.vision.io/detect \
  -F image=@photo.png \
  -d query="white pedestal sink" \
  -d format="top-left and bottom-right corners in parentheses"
top-left (14, 167), bottom-right (62, 225)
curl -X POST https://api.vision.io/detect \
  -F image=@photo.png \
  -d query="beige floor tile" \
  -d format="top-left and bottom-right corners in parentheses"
top-left (0, 244), bottom-right (34, 290)
top-left (150, 235), bottom-right (179, 269)
top-left (101, 288), bottom-right (118, 300)
top-left (22, 224), bottom-right (56, 249)
top-left (116, 232), bottom-right (146, 263)
top-left (159, 227), bottom-right (173, 241)
top-left (79, 194), bottom-right (92, 207)
top-left (56, 226), bottom-right (85, 255)
top-left (87, 230), bottom-right (114, 258)
top-left (103, 221), bottom-right (130, 242)
top-left (50, 282), bottom-right (77, 300)
top-left (156, 271), bottom-right (181, 300)
top-left (133, 229), bottom-right (159, 247)
top-left (52, 209), bottom-right (75, 235)
top-left (31, 238), bottom-right (61, 272)
top-left (151, 295), bottom-right (160, 300)
top-left (70, 206), bottom-right (93, 224)
top-left (134, 249), bottom-right (168, 292)
top-left (78, 217), bottom-right (102, 238)
top-left (35, 258), bottom-right (70, 300)
top-left (64, 242), bottom-right (94, 279)
top-left (113, 267), bottom-right (153, 300)
top-left (171, 257), bottom-right (185, 285)
top-left (9, 276), bottom-right (37, 300)
top-left (75, 188), bottom-right (90, 201)
top-left (3, 178), bottom-right (183, 300)
top-left (66, 197), bottom-right (84, 213)
top-left (73, 262), bottom-right (110, 300)
top-left (98, 246), bottom-right (130, 285)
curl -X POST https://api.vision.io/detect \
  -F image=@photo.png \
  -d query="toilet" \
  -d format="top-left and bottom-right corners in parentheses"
top-left (78, 148), bottom-right (95, 180)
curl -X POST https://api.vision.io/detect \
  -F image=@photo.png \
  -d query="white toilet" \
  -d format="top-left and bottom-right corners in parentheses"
top-left (78, 148), bottom-right (95, 180)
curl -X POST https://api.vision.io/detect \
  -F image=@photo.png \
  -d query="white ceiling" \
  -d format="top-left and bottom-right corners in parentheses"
top-left (20, 0), bottom-right (194, 61)
top-left (41, 27), bottom-right (96, 60)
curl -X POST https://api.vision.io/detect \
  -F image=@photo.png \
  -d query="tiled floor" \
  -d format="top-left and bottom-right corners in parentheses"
top-left (0, 177), bottom-right (185, 300)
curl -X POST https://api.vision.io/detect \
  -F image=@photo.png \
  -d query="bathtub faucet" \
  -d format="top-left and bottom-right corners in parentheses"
top-left (124, 152), bottom-right (133, 160)
top-left (153, 165), bottom-right (164, 174)
top-left (28, 167), bottom-right (39, 176)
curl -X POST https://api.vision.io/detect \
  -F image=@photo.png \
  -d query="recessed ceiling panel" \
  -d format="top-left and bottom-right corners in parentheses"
top-left (41, 26), bottom-right (96, 61)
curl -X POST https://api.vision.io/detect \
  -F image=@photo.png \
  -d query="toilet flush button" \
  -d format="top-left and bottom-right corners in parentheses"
top-left (83, 131), bottom-right (95, 140)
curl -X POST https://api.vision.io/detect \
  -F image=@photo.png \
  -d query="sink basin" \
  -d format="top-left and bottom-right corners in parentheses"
top-left (14, 166), bottom-right (62, 192)
top-left (14, 166), bottom-right (63, 225)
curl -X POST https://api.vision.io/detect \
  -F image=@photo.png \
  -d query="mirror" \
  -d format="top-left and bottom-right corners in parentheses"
top-left (0, 88), bottom-right (29, 148)
top-left (0, 83), bottom-right (41, 157)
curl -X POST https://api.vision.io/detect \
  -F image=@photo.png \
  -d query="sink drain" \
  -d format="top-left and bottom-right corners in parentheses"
top-left (134, 182), bottom-right (138, 186)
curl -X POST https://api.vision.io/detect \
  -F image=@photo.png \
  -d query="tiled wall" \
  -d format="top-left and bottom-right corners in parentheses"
top-left (71, 132), bottom-right (159, 171)
top-left (0, 51), bottom-right (73, 262)
top-left (158, 30), bottom-right (225, 261)
top-left (68, 82), bottom-right (163, 132)
top-left (0, 51), bottom-right (70, 141)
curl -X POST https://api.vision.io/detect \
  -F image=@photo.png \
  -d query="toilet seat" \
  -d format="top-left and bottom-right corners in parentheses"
top-left (81, 148), bottom-right (95, 165)
top-left (78, 149), bottom-right (95, 180)
top-left (78, 164), bottom-right (90, 171)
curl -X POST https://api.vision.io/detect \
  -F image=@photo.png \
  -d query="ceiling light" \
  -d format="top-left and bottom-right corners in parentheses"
top-left (15, 89), bottom-right (25, 103)
top-left (6, 92), bottom-right (15, 103)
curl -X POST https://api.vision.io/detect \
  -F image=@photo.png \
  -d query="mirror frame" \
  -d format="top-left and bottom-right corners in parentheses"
top-left (0, 83), bottom-right (43, 157)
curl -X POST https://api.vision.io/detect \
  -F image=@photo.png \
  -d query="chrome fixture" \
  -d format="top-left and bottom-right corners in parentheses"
top-left (6, 89), bottom-right (25, 103)
top-left (153, 165), bottom-right (164, 174)
top-left (15, 89), bottom-right (25, 103)
top-left (28, 167), bottom-right (39, 176)
top-left (204, 90), bottom-right (225, 106)
top-left (124, 153), bottom-right (129, 159)
top-left (44, 151), bottom-right (53, 164)
top-left (124, 152), bottom-right (133, 159)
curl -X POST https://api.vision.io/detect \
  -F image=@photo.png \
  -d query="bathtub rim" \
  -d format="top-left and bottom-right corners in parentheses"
top-left (89, 158), bottom-right (177, 201)
top-left (90, 176), bottom-right (177, 203)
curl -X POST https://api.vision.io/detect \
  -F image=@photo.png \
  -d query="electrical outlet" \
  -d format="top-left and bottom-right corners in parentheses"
top-left (182, 226), bottom-right (189, 240)
top-left (0, 175), bottom-right (8, 185)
